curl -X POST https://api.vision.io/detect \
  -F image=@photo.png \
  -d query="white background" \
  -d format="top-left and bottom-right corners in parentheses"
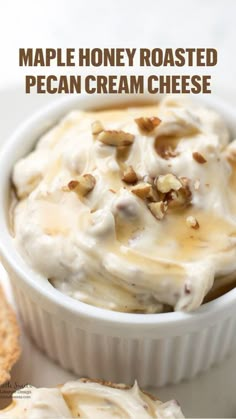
top-left (0, 1), bottom-right (236, 418)
top-left (0, 0), bottom-right (235, 96)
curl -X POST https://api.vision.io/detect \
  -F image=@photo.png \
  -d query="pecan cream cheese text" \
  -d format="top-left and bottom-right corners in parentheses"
top-left (0, 380), bottom-right (184, 418)
top-left (12, 97), bottom-right (236, 313)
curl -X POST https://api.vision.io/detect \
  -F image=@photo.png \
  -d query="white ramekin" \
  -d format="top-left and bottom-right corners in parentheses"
top-left (0, 93), bottom-right (236, 387)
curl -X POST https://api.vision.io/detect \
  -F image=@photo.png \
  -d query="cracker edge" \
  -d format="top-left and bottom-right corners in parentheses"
top-left (0, 286), bottom-right (21, 385)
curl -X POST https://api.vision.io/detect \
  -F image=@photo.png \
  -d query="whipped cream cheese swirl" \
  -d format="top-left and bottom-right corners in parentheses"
top-left (12, 96), bottom-right (236, 313)
top-left (0, 380), bottom-right (184, 418)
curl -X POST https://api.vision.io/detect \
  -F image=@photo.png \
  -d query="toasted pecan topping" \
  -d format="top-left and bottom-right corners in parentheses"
top-left (67, 180), bottom-right (79, 190)
top-left (166, 176), bottom-right (192, 208)
top-left (135, 116), bottom-right (161, 133)
top-left (156, 174), bottom-right (182, 194)
top-left (166, 187), bottom-right (191, 209)
top-left (186, 216), bottom-right (199, 229)
top-left (91, 120), bottom-right (104, 135)
top-left (154, 175), bottom-right (192, 209)
top-left (156, 145), bottom-right (179, 160)
top-left (192, 152), bottom-right (207, 164)
top-left (116, 145), bottom-right (131, 161)
top-left (97, 130), bottom-right (134, 146)
top-left (148, 201), bottom-right (167, 220)
top-left (131, 182), bottom-right (152, 199)
top-left (68, 174), bottom-right (96, 196)
top-left (122, 166), bottom-right (138, 184)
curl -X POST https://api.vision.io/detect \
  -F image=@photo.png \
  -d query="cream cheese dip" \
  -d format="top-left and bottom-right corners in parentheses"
top-left (0, 379), bottom-right (184, 418)
top-left (12, 96), bottom-right (236, 313)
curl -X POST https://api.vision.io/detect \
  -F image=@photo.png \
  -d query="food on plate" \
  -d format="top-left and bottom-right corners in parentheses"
top-left (12, 96), bottom-right (236, 313)
top-left (0, 378), bottom-right (184, 418)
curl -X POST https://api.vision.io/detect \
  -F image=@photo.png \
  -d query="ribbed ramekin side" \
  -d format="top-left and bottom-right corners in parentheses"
top-left (12, 283), bottom-right (236, 387)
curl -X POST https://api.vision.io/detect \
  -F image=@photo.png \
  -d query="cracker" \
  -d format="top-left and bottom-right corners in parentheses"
top-left (0, 286), bottom-right (21, 385)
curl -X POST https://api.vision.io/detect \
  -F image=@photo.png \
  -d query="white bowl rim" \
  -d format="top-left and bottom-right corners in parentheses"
top-left (0, 92), bottom-right (236, 335)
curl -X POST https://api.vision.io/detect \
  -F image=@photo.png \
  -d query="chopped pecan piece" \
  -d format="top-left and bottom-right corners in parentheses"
top-left (148, 201), bottom-right (167, 220)
top-left (166, 188), bottom-right (191, 209)
top-left (67, 180), bottom-right (79, 190)
top-left (97, 130), bottom-right (134, 146)
top-left (156, 145), bottom-right (179, 160)
top-left (186, 216), bottom-right (199, 229)
top-left (131, 182), bottom-right (152, 199)
top-left (68, 174), bottom-right (96, 196)
top-left (135, 116), bottom-right (161, 133)
top-left (165, 177), bottom-right (192, 209)
top-left (156, 174), bottom-right (182, 194)
top-left (192, 152), bottom-right (207, 164)
top-left (116, 145), bottom-right (131, 161)
top-left (122, 166), bottom-right (138, 184)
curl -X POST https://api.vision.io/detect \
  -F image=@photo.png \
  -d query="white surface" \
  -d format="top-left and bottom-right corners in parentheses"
top-left (0, 86), bottom-right (235, 418)
top-left (0, 0), bottom-right (235, 94)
